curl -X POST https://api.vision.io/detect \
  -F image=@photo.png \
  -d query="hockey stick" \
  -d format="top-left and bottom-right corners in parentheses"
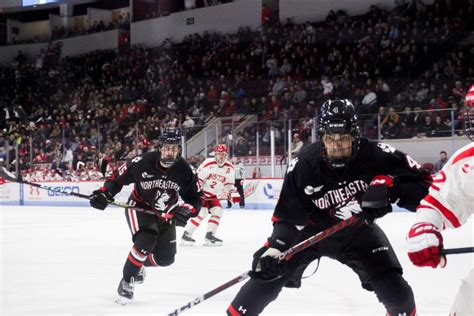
top-left (440, 247), bottom-right (474, 255)
top-left (167, 215), bottom-right (362, 316)
top-left (0, 167), bottom-right (172, 219)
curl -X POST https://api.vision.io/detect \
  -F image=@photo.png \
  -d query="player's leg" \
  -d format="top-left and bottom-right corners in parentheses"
top-left (227, 277), bottom-right (287, 315)
top-left (227, 233), bottom-right (321, 315)
top-left (146, 220), bottom-right (177, 267)
top-left (118, 205), bottom-right (159, 304)
top-left (339, 224), bottom-right (416, 315)
top-left (236, 180), bottom-right (245, 208)
top-left (205, 201), bottom-right (224, 246)
top-left (181, 204), bottom-right (209, 245)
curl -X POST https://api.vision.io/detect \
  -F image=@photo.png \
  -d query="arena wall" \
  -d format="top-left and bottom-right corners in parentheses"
top-left (0, 179), bottom-right (408, 212)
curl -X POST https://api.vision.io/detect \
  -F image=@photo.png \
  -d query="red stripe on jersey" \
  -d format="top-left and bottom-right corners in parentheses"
top-left (210, 215), bottom-right (221, 219)
top-left (190, 219), bottom-right (200, 226)
top-left (424, 194), bottom-right (461, 228)
top-left (271, 215), bottom-right (282, 222)
top-left (208, 219), bottom-right (220, 225)
top-left (203, 190), bottom-right (217, 198)
top-left (452, 146), bottom-right (474, 165)
top-left (202, 161), bottom-right (217, 169)
top-left (227, 304), bottom-right (242, 316)
top-left (127, 253), bottom-right (144, 267)
top-left (132, 189), bottom-right (146, 203)
top-left (431, 183), bottom-right (440, 191)
top-left (432, 170), bottom-right (446, 183)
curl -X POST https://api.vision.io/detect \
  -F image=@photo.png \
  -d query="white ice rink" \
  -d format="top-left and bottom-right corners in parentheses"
top-left (1, 206), bottom-right (473, 316)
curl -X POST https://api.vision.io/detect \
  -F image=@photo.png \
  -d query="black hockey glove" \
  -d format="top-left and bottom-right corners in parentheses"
top-left (90, 188), bottom-right (114, 210)
top-left (251, 237), bottom-right (289, 280)
top-left (361, 175), bottom-right (399, 222)
top-left (171, 203), bottom-right (197, 227)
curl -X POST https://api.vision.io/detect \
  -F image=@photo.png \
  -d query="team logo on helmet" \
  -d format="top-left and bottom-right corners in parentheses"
top-left (214, 144), bottom-right (228, 153)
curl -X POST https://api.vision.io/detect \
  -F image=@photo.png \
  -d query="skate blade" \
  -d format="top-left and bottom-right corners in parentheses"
top-left (203, 240), bottom-right (223, 247)
top-left (115, 295), bottom-right (133, 305)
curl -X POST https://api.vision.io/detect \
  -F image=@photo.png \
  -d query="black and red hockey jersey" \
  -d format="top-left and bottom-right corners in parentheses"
top-left (102, 151), bottom-right (202, 215)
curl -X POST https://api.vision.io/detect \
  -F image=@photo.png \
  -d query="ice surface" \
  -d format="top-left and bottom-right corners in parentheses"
top-left (1, 206), bottom-right (473, 315)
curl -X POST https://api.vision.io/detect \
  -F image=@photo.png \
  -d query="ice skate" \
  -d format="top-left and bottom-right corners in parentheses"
top-left (180, 231), bottom-right (196, 246)
top-left (204, 232), bottom-right (223, 246)
top-left (115, 278), bottom-right (135, 305)
top-left (135, 266), bottom-right (146, 284)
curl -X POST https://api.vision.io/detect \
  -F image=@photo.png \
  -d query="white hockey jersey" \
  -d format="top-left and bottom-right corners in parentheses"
top-left (416, 142), bottom-right (474, 229)
top-left (197, 158), bottom-right (235, 200)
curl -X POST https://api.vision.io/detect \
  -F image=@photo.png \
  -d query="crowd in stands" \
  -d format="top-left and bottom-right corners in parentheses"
top-left (1, 0), bottom-right (473, 182)
top-left (51, 12), bottom-right (130, 41)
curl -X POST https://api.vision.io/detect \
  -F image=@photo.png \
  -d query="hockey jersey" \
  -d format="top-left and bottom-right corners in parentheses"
top-left (197, 158), bottom-right (235, 200)
top-left (273, 138), bottom-right (431, 231)
top-left (416, 142), bottom-right (474, 229)
top-left (102, 151), bottom-right (202, 215)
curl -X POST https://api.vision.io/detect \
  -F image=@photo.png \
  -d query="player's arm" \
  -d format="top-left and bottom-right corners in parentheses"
top-left (224, 165), bottom-right (237, 200)
top-left (90, 157), bottom-right (138, 210)
top-left (172, 164), bottom-right (203, 227)
top-left (407, 145), bottom-right (474, 268)
top-left (252, 157), bottom-right (311, 280)
top-left (362, 143), bottom-right (431, 220)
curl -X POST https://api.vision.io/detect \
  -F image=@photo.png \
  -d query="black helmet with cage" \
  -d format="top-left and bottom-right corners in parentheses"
top-left (317, 99), bottom-right (361, 169)
top-left (158, 128), bottom-right (182, 167)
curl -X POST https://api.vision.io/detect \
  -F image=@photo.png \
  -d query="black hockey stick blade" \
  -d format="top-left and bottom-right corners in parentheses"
top-left (166, 215), bottom-right (362, 315)
top-left (440, 247), bottom-right (474, 255)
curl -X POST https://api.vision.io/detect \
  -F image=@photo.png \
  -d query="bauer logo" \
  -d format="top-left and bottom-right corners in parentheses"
top-left (47, 186), bottom-right (80, 196)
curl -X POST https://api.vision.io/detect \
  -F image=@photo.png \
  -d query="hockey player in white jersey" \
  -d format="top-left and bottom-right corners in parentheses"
top-left (181, 144), bottom-right (236, 246)
top-left (406, 84), bottom-right (474, 315)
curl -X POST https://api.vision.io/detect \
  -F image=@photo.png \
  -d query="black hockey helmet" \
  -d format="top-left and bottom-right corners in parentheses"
top-left (158, 128), bottom-right (182, 166)
top-left (317, 99), bottom-right (361, 169)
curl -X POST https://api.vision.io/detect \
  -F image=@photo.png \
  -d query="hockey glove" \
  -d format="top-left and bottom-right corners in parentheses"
top-left (407, 222), bottom-right (445, 268)
top-left (361, 175), bottom-right (399, 222)
top-left (251, 237), bottom-right (288, 280)
top-left (171, 203), bottom-right (197, 227)
top-left (90, 188), bottom-right (114, 210)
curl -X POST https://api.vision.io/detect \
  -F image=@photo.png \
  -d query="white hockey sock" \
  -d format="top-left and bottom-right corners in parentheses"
top-left (184, 208), bottom-right (208, 236)
top-left (207, 207), bottom-right (223, 235)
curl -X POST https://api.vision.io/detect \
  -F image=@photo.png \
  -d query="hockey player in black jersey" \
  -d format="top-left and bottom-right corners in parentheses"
top-left (227, 99), bottom-right (431, 315)
top-left (89, 128), bottom-right (202, 305)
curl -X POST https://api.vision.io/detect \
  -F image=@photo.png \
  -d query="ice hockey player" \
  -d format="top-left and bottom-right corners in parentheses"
top-left (181, 143), bottom-right (236, 246)
top-left (227, 99), bottom-right (431, 315)
top-left (406, 84), bottom-right (474, 314)
top-left (89, 128), bottom-right (202, 304)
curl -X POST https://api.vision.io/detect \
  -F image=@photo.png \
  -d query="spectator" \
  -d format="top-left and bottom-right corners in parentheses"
top-left (234, 138), bottom-right (250, 156)
top-left (434, 151), bottom-right (449, 173)
top-left (261, 5), bottom-right (273, 25)
top-left (290, 133), bottom-right (304, 157)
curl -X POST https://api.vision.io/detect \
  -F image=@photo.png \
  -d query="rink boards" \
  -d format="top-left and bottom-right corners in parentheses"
top-left (0, 179), bottom-right (409, 212)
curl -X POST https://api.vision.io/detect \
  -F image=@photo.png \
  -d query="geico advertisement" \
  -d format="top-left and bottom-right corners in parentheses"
top-left (23, 181), bottom-right (134, 203)
top-left (0, 182), bottom-right (20, 203)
